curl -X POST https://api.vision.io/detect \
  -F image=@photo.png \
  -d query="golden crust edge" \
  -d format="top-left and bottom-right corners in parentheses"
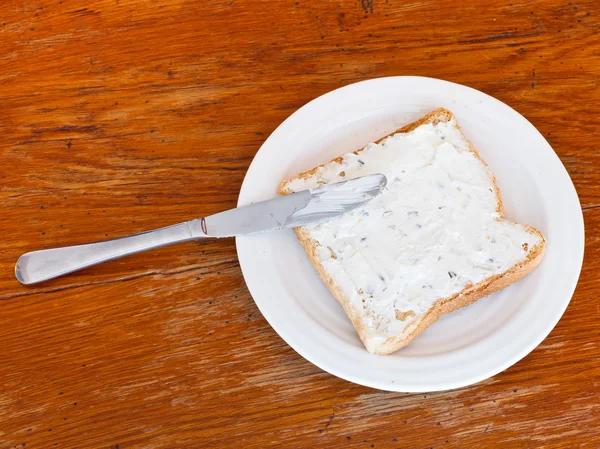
top-left (278, 108), bottom-right (546, 354)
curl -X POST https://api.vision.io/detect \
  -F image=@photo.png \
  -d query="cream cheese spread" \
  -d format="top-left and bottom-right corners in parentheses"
top-left (285, 119), bottom-right (542, 349)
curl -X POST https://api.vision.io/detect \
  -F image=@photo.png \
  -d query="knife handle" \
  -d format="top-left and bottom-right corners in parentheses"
top-left (15, 221), bottom-right (203, 285)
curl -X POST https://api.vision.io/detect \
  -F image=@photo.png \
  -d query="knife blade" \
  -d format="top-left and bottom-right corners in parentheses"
top-left (198, 173), bottom-right (387, 237)
top-left (15, 174), bottom-right (387, 284)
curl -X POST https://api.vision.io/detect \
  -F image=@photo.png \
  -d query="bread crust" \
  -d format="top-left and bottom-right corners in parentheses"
top-left (279, 108), bottom-right (546, 355)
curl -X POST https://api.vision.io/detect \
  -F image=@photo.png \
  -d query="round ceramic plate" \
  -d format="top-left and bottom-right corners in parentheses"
top-left (235, 76), bottom-right (584, 392)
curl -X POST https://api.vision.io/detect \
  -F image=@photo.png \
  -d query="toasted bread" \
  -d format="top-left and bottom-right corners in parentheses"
top-left (279, 108), bottom-right (545, 355)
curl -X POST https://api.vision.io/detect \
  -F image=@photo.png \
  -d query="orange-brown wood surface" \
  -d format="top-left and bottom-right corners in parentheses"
top-left (1, 0), bottom-right (599, 447)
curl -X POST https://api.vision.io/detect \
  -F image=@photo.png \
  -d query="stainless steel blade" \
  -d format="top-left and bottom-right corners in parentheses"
top-left (197, 173), bottom-right (387, 237)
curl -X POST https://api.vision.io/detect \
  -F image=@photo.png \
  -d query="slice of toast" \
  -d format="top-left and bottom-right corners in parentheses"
top-left (279, 108), bottom-right (546, 355)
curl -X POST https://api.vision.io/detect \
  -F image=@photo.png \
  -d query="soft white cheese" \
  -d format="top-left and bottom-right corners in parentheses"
top-left (286, 119), bottom-right (542, 346)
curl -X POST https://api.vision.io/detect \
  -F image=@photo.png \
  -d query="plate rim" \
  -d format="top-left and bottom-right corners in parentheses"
top-left (235, 75), bottom-right (585, 392)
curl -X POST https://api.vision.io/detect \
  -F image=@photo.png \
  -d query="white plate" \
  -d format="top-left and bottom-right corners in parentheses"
top-left (236, 76), bottom-right (584, 392)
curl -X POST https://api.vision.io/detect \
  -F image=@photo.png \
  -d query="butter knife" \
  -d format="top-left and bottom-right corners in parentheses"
top-left (15, 173), bottom-right (387, 285)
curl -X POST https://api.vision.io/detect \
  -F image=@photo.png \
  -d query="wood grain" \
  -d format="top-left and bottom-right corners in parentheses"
top-left (0, 0), bottom-right (598, 447)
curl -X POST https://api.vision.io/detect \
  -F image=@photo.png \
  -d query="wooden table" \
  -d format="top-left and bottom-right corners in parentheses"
top-left (1, 0), bottom-right (598, 447)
